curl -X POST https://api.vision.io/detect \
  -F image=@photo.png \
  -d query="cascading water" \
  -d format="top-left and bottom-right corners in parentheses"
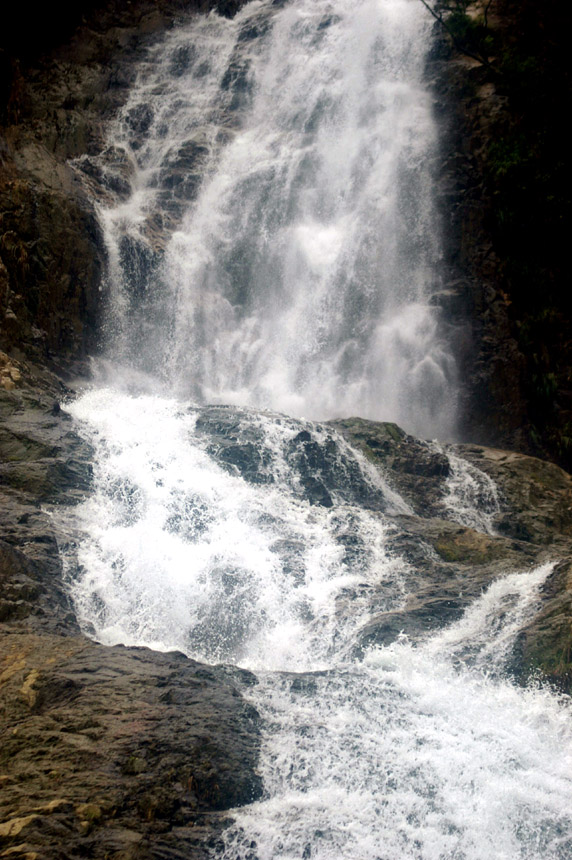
top-left (84, 0), bottom-right (456, 438)
top-left (62, 1), bottom-right (572, 858)
top-left (63, 390), bottom-right (572, 859)
top-left (433, 441), bottom-right (501, 535)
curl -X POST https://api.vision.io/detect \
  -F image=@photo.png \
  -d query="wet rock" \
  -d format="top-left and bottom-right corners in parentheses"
top-left (169, 43), bottom-right (196, 77)
top-left (285, 431), bottom-right (336, 508)
top-left (0, 539), bottom-right (75, 632)
top-left (0, 634), bottom-right (262, 859)
top-left (333, 417), bottom-right (572, 686)
top-left (75, 148), bottom-right (134, 202)
top-left (513, 560), bottom-right (572, 692)
top-left (458, 444), bottom-right (572, 546)
top-left (194, 406), bottom-right (274, 485)
top-left (217, 0), bottom-right (246, 17)
top-left (117, 234), bottom-right (161, 299)
top-left (331, 417), bottom-right (451, 515)
top-left (357, 514), bottom-right (542, 652)
top-left (429, 525), bottom-right (507, 565)
top-left (0, 164), bottom-right (103, 361)
top-left (0, 370), bottom-right (262, 859)
top-left (237, 17), bottom-right (272, 43)
top-left (285, 426), bottom-right (389, 511)
top-left (220, 59), bottom-right (253, 111)
top-left (0, 371), bottom-right (93, 507)
top-left (195, 408), bottom-right (391, 509)
top-left (125, 102), bottom-right (154, 138)
top-left (0, 1), bottom-right (250, 367)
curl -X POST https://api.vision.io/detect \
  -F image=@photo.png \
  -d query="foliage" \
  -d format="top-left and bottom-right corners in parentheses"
top-left (419, 0), bottom-right (496, 67)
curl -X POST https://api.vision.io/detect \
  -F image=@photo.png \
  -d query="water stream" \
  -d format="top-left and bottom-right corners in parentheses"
top-left (64, 1), bottom-right (572, 857)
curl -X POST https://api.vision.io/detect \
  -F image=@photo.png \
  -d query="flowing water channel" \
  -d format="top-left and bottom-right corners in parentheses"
top-left (64, 1), bottom-right (572, 857)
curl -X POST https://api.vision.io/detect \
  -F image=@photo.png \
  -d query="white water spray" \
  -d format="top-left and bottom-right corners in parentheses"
top-left (435, 442), bottom-right (501, 534)
top-left (63, 389), bottom-right (572, 860)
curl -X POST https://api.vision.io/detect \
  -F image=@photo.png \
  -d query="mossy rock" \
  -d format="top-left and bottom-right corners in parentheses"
top-left (517, 561), bottom-right (572, 691)
top-left (331, 418), bottom-right (406, 462)
top-left (432, 527), bottom-right (507, 564)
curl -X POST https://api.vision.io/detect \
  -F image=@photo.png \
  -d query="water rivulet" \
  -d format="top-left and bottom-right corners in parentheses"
top-left (63, 1), bottom-right (572, 858)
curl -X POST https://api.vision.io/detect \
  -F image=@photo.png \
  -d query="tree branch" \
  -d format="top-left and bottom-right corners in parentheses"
top-left (417, 0), bottom-right (497, 71)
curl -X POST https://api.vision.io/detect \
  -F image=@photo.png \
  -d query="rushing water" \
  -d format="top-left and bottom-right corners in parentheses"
top-left (64, 1), bottom-right (572, 858)
top-left (81, 0), bottom-right (457, 438)
top-left (64, 390), bottom-right (572, 860)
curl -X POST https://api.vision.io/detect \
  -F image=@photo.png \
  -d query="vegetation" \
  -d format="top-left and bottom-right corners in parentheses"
top-left (419, 0), bottom-right (496, 68)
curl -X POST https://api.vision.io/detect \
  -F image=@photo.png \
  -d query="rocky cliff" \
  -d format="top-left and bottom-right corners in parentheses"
top-left (431, 0), bottom-right (572, 468)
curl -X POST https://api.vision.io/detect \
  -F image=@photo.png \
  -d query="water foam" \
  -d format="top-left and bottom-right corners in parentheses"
top-left (436, 444), bottom-right (501, 535)
top-left (64, 388), bottom-right (409, 669)
top-left (61, 388), bottom-right (572, 859)
top-left (60, 2), bottom-right (572, 856)
top-left (218, 563), bottom-right (572, 860)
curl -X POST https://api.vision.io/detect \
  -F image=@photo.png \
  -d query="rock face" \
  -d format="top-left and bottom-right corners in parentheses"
top-left (429, 0), bottom-right (572, 468)
top-left (333, 417), bottom-right (572, 690)
top-left (0, 634), bottom-right (261, 859)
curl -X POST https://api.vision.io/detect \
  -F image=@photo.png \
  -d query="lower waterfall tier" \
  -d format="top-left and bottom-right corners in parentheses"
top-left (53, 385), bottom-right (572, 860)
top-left (1, 371), bottom-right (572, 857)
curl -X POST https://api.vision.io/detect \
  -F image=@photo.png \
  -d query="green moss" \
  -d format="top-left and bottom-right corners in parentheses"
top-left (435, 0), bottom-right (497, 63)
top-left (523, 626), bottom-right (572, 684)
top-left (76, 803), bottom-right (102, 823)
top-left (122, 754), bottom-right (147, 775)
top-left (381, 422), bottom-right (405, 444)
top-left (432, 531), bottom-right (505, 565)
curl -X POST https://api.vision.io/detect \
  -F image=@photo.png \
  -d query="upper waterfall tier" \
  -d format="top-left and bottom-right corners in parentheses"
top-left (79, 0), bottom-right (458, 439)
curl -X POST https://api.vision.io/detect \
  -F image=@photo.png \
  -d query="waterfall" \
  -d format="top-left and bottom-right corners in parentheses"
top-left (84, 0), bottom-right (456, 439)
top-left (62, 1), bottom-right (572, 858)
